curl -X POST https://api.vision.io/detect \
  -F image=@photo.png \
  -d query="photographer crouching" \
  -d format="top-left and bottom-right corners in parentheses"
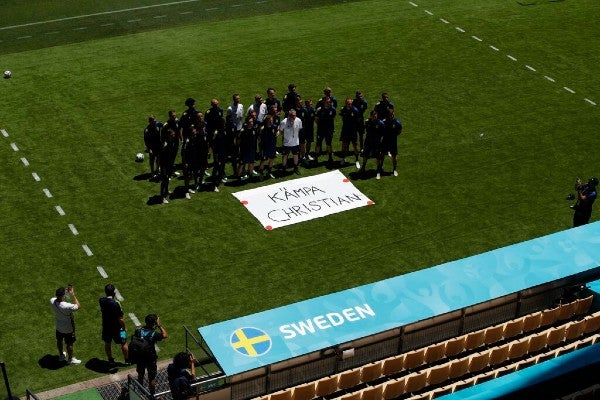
top-left (571, 177), bottom-right (598, 227)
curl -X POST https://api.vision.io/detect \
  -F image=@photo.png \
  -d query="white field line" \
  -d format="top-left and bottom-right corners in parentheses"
top-left (68, 223), bottom-right (79, 235)
top-left (129, 313), bottom-right (141, 327)
top-left (0, 0), bottom-right (205, 30)
top-left (43, 188), bottom-right (53, 198)
top-left (490, 45), bottom-right (499, 51)
top-left (55, 205), bottom-right (65, 216)
top-left (21, 157), bottom-right (29, 166)
top-left (32, 172), bottom-right (41, 181)
top-left (424, 10), bottom-right (433, 15)
top-left (455, 27), bottom-right (465, 33)
top-left (525, 65), bottom-right (536, 72)
top-left (1, 129), bottom-right (8, 137)
top-left (10, 143), bottom-right (18, 151)
top-left (82, 243), bottom-right (93, 256)
top-left (563, 86), bottom-right (575, 94)
top-left (409, 1), bottom-right (418, 6)
top-left (115, 289), bottom-right (124, 301)
top-left (440, 18), bottom-right (449, 24)
top-left (507, 55), bottom-right (517, 61)
top-left (544, 75), bottom-right (555, 82)
top-left (584, 98), bottom-right (597, 106)
top-left (472, 35), bottom-right (482, 42)
top-left (97, 266), bottom-right (109, 278)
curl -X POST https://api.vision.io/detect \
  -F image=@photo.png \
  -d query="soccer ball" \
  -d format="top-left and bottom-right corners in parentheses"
top-left (3, 71), bottom-right (11, 79)
top-left (135, 152), bottom-right (145, 163)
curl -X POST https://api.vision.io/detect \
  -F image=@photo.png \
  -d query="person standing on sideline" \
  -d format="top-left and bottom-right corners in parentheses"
top-left (352, 91), bottom-right (368, 152)
top-left (50, 286), bottom-right (81, 364)
top-left (168, 352), bottom-right (197, 400)
top-left (143, 115), bottom-right (163, 179)
top-left (382, 108), bottom-right (402, 177)
top-left (278, 109), bottom-right (303, 175)
top-left (315, 97), bottom-right (336, 167)
top-left (572, 177), bottom-right (598, 227)
top-left (99, 283), bottom-right (129, 365)
top-left (360, 110), bottom-right (385, 179)
top-left (159, 128), bottom-right (179, 204)
top-left (298, 99), bottom-right (316, 163)
top-left (226, 94), bottom-right (244, 174)
top-left (134, 314), bottom-right (168, 396)
top-left (258, 114), bottom-right (278, 180)
top-left (338, 97), bottom-right (361, 169)
top-left (374, 92), bottom-right (394, 123)
top-left (282, 83), bottom-right (301, 116)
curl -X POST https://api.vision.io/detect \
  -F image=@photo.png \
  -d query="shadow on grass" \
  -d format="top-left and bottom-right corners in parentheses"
top-left (84, 357), bottom-right (119, 374)
top-left (38, 354), bottom-right (68, 370)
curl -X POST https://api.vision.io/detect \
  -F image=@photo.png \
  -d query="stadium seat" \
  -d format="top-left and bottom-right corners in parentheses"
top-left (574, 295), bottom-right (594, 316)
top-left (269, 389), bottom-right (292, 400)
top-left (503, 317), bottom-right (525, 340)
top-left (359, 385), bottom-right (383, 400)
top-left (315, 375), bottom-right (339, 397)
top-left (515, 356), bottom-right (537, 371)
top-left (557, 300), bottom-right (578, 321)
top-left (508, 337), bottom-right (530, 360)
top-left (489, 342), bottom-right (510, 367)
top-left (467, 350), bottom-right (491, 374)
top-left (404, 370), bottom-right (428, 395)
top-left (535, 349), bottom-right (557, 364)
top-left (444, 335), bottom-right (466, 357)
top-left (382, 354), bottom-right (405, 376)
top-left (425, 341), bottom-right (446, 364)
top-left (291, 382), bottom-right (315, 400)
top-left (430, 384), bottom-right (454, 398)
top-left (555, 341), bottom-right (579, 357)
top-left (546, 325), bottom-right (567, 348)
top-left (464, 329), bottom-right (486, 351)
top-left (573, 335), bottom-right (596, 350)
top-left (494, 363), bottom-right (518, 378)
top-left (448, 356), bottom-right (470, 380)
top-left (404, 347), bottom-right (427, 370)
top-left (452, 377), bottom-right (477, 393)
top-left (522, 311), bottom-right (542, 333)
top-left (337, 368), bottom-right (361, 391)
top-left (564, 319), bottom-right (586, 341)
top-left (382, 377), bottom-right (406, 400)
top-left (540, 307), bottom-right (560, 328)
top-left (527, 331), bottom-right (548, 354)
top-left (583, 311), bottom-right (600, 334)
top-left (360, 361), bottom-right (383, 383)
top-left (426, 362), bottom-right (451, 386)
top-left (483, 324), bottom-right (505, 346)
top-left (337, 390), bottom-right (361, 400)
top-left (407, 391), bottom-right (432, 400)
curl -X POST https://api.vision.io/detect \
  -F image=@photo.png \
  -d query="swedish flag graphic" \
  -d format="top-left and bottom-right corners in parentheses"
top-left (230, 327), bottom-right (272, 357)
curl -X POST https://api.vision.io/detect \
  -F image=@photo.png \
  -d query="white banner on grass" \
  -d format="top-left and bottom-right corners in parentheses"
top-left (232, 170), bottom-right (374, 230)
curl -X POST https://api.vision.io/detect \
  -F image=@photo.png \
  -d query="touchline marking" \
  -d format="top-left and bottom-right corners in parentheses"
top-left (563, 87), bottom-right (575, 94)
top-left (55, 205), bottom-right (65, 216)
top-left (0, 0), bottom-right (206, 30)
top-left (68, 223), bottom-right (79, 235)
top-left (507, 55), bottom-right (517, 61)
top-left (525, 65), bottom-right (536, 72)
top-left (97, 266), bottom-right (109, 278)
top-left (43, 188), bottom-right (53, 198)
top-left (32, 172), bottom-right (41, 181)
top-left (10, 142), bottom-right (19, 151)
top-left (82, 244), bottom-right (93, 256)
top-left (544, 75), bottom-right (555, 82)
top-left (472, 35), bottom-right (482, 42)
top-left (584, 98), bottom-right (597, 106)
top-left (129, 313), bottom-right (140, 326)
top-left (21, 157), bottom-right (29, 166)
top-left (490, 45), bottom-right (499, 51)
top-left (455, 27), bottom-right (465, 33)
top-left (115, 289), bottom-right (124, 301)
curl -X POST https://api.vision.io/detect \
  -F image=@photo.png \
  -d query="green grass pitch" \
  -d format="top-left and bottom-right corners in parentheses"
top-left (1, 0), bottom-right (599, 395)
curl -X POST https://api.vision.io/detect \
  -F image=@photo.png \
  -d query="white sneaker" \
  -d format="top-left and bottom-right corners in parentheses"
top-left (376, 173), bottom-right (381, 180)
top-left (252, 170), bottom-right (259, 176)
top-left (269, 173), bottom-right (275, 179)
top-left (204, 170), bottom-right (211, 177)
top-left (185, 193), bottom-right (191, 200)
top-left (307, 154), bottom-right (314, 161)
top-left (162, 198), bottom-right (169, 204)
top-left (59, 352), bottom-right (66, 362)
top-left (355, 160), bottom-right (360, 169)
top-left (393, 170), bottom-right (398, 177)
top-left (221, 177), bottom-right (228, 183)
top-left (69, 357), bottom-right (81, 365)
top-left (188, 188), bottom-right (195, 194)
top-left (173, 171), bottom-right (180, 176)
top-left (214, 186), bottom-right (219, 192)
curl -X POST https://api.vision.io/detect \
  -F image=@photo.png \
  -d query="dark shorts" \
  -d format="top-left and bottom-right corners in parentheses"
top-left (262, 146), bottom-right (276, 160)
top-left (102, 330), bottom-right (126, 345)
top-left (240, 150), bottom-right (256, 164)
top-left (300, 130), bottom-right (314, 144)
top-left (136, 359), bottom-right (158, 381)
top-left (316, 131), bottom-right (333, 147)
top-left (282, 145), bottom-right (300, 156)
top-left (340, 129), bottom-right (358, 144)
top-left (56, 330), bottom-right (76, 345)
top-left (383, 140), bottom-right (398, 156)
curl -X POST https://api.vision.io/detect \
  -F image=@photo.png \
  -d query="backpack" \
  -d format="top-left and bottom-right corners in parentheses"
top-left (128, 327), bottom-right (155, 363)
top-left (167, 364), bottom-right (193, 400)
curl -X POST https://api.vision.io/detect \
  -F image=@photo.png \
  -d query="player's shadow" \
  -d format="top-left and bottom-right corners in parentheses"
top-left (348, 169), bottom-right (378, 180)
top-left (85, 357), bottom-right (119, 374)
top-left (38, 354), bottom-right (68, 370)
top-left (133, 172), bottom-right (153, 181)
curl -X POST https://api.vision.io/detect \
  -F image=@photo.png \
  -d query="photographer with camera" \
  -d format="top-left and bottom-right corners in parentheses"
top-left (572, 177), bottom-right (598, 227)
top-left (168, 352), bottom-right (197, 400)
top-left (50, 285), bottom-right (81, 365)
top-left (131, 314), bottom-right (168, 396)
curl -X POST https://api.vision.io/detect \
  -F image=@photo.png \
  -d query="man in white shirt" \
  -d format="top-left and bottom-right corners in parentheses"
top-left (246, 94), bottom-right (267, 124)
top-left (50, 286), bottom-right (81, 364)
top-left (278, 109), bottom-right (303, 175)
top-left (226, 94), bottom-right (244, 173)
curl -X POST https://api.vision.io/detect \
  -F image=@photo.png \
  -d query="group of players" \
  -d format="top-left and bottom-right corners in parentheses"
top-left (143, 85), bottom-right (403, 203)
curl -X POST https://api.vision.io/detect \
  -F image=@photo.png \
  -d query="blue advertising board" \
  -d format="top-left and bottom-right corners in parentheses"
top-left (198, 223), bottom-right (600, 376)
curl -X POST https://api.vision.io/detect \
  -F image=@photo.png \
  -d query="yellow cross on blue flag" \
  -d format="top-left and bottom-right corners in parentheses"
top-left (230, 327), bottom-right (272, 357)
